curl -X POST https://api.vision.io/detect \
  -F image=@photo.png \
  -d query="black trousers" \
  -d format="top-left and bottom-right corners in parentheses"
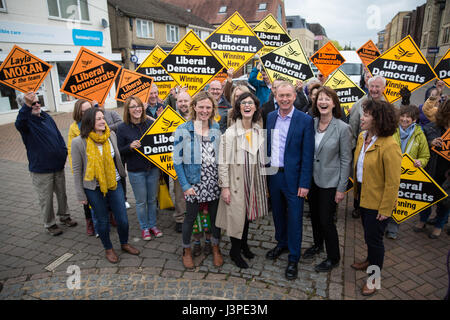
top-left (355, 182), bottom-right (388, 269)
top-left (230, 218), bottom-right (250, 253)
top-left (309, 180), bottom-right (340, 262)
top-left (182, 198), bottom-right (221, 247)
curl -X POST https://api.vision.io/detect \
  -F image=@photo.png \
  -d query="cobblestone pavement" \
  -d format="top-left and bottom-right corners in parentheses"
top-left (0, 85), bottom-right (449, 300)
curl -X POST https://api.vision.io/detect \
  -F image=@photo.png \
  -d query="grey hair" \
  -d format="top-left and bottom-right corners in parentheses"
top-left (368, 75), bottom-right (386, 87)
top-left (16, 92), bottom-right (25, 107)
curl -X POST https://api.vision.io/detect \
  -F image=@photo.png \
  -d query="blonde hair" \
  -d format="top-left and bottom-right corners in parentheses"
top-left (231, 85), bottom-right (250, 107)
top-left (188, 91), bottom-right (218, 121)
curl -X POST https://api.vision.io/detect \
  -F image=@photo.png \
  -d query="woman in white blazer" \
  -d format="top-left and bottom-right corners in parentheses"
top-left (303, 87), bottom-right (352, 272)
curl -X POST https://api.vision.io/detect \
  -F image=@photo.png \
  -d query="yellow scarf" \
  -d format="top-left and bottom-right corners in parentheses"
top-left (84, 125), bottom-right (117, 195)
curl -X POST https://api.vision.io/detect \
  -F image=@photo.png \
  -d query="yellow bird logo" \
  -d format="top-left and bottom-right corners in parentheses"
top-left (161, 118), bottom-right (180, 132)
top-left (263, 22), bottom-right (276, 32)
top-left (184, 41), bottom-right (201, 54)
top-left (285, 46), bottom-right (300, 58)
top-left (228, 22), bottom-right (244, 33)
top-left (395, 46), bottom-right (414, 60)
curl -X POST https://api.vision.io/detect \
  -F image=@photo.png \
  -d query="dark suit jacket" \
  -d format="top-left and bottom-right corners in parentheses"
top-left (266, 107), bottom-right (314, 192)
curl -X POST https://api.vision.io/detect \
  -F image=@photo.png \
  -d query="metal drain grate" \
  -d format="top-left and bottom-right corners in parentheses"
top-left (44, 253), bottom-right (74, 272)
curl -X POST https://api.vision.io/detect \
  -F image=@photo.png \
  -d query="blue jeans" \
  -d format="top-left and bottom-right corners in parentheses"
top-left (419, 204), bottom-right (450, 229)
top-left (84, 181), bottom-right (129, 250)
top-left (128, 168), bottom-right (159, 230)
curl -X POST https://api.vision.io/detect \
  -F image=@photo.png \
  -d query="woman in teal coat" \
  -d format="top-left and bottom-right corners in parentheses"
top-left (386, 104), bottom-right (430, 239)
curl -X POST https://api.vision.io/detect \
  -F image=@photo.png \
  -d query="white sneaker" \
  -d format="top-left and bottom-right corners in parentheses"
top-left (125, 201), bottom-right (131, 209)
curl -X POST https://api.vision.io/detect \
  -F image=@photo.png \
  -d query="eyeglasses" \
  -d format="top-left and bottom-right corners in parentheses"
top-left (240, 101), bottom-right (255, 106)
top-left (31, 101), bottom-right (40, 106)
top-left (129, 105), bottom-right (142, 109)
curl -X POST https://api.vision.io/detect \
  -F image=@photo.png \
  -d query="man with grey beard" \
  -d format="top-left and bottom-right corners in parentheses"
top-left (15, 92), bottom-right (77, 236)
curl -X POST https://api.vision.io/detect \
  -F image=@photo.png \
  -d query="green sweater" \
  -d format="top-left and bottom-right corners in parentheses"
top-left (393, 125), bottom-right (430, 168)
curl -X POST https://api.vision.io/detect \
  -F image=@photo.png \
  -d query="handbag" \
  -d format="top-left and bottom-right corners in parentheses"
top-left (192, 211), bottom-right (211, 234)
top-left (158, 177), bottom-right (174, 210)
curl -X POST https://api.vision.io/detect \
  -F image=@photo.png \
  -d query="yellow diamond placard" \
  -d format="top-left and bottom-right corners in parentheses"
top-left (253, 13), bottom-right (292, 57)
top-left (434, 48), bottom-right (450, 88)
top-left (135, 106), bottom-right (186, 179)
top-left (260, 39), bottom-right (314, 84)
top-left (367, 35), bottom-right (438, 103)
top-left (135, 46), bottom-right (177, 100)
top-left (160, 31), bottom-right (224, 97)
top-left (392, 154), bottom-right (447, 223)
top-left (205, 11), bottom-right (264, 72)
top-left (324, 69), bottom-right (366, 116)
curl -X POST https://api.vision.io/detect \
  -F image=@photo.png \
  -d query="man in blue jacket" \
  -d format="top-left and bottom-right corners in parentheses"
top-left (265, 82), bottom-right (314, 280)
top-left (15, 92), bottom-right (77, 236)
top-left (248, 64), bottom-right (271, 105)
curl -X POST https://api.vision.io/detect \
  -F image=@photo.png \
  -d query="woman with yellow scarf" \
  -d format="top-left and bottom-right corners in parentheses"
top-left (71, 108), bottom-right (140, 264)
top-left (68, 99), bottom-right (96, 236)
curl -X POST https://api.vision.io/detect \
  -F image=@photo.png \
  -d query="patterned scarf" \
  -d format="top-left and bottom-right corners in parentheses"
top-left (84, 125), bottom-right (117, 195)
top-left (399, 123), bottom-right (416, 153)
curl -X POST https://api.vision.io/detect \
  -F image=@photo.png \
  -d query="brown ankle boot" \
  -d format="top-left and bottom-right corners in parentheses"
top-left (105, 249), bottom-right (119, 264)
top-left (351, 260), bottom-right (369, 271)
top-left (182, 248), bottom-right (194, 269)
top-left (212, 244), bottom-right (224, 267)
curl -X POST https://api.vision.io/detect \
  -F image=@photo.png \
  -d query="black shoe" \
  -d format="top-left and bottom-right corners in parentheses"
top-left (314, 259), bottom-right (339, 272)
top-left (285, 261), bottom-right (298, 280)
top-left (230, 251), bottom-right (249, 269)
top-left (266, 246), bottom-right (289, 260)
top-left (302, 245), bottom-right (323, 259)
top-left (351, 208), bottom-right (360, 219)
top-left (241, 244), bottom-right (255, 259)
top-left (175, 222), bottom-right (182, 233)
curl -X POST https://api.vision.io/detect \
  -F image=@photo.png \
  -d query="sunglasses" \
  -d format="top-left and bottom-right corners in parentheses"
top-left (31, 101), bottom-right (40, 106)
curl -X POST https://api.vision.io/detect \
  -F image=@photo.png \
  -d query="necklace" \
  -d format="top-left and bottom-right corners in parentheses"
top-left (317, 119), bottom-right (332, 133)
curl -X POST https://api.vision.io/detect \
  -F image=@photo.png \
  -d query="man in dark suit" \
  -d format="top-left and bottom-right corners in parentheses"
top-left (265, 81), bottom-right (314, 280)
top-left (262, 80), bottom-right (309, 129)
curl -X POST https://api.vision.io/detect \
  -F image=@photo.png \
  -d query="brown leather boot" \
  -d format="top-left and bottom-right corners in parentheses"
top-left (86, 218), bottom-right (94, 236)
top-left (121, 244), bottom-right (140, 255)
top-left (351, 260), bottom-right (370, 271)
top-left (182, 248), bottom-right (194, 269)
top-left (361, 282), bottom-right (377, 296)
top-left (212, 244), bottom-right (224, 267)
top-left (105, 249), bottom-right (119, 264)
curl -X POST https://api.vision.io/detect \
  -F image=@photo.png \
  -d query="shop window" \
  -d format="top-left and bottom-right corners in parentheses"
top-left (57, 62), bottom-right (76, 102)
top-left (47, 0), bottom-right (90, 21)
top-left (0, 83), bottom-right (19, 113)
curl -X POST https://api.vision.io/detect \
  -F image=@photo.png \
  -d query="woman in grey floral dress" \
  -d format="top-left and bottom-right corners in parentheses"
top-left (173, 92), bottom-right (223, 269)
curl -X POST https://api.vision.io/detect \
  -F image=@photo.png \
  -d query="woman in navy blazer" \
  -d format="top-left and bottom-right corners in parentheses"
top-left (303, 87), bottom-right (352, 272)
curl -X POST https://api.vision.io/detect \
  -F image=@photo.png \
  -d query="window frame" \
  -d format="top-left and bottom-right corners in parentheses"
top-left (258, 3), bottom-right (267, 11)
top-left (136, 18), bottom-right (154, 39)
top-left (166, 24), bottom-right (180, 43)
top-left (47, 0), bottom-right (90, 23)
top-left (0, 0), bottom-right (7, 13)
